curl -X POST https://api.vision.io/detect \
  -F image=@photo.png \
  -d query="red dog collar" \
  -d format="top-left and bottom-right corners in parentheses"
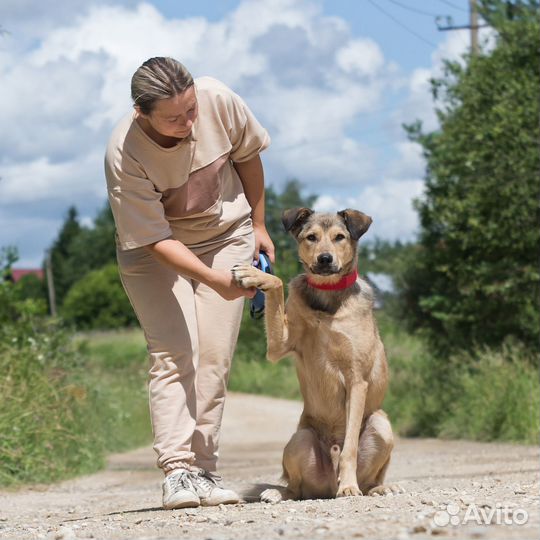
top-left (307, 269), bottom-right (358, 291)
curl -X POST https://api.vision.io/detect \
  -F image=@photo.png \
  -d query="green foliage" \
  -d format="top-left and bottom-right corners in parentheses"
top-left (0, 248), bottom-right (150, 485)
top-left (379, 313), bottom-right (539, 444)
top-left (438, 344), bottom-right (540, 443)
top-left (12, 274), bottom-right (48, 307)
top-left (0, 318), bottom-right (104, 485)
top-left (229, 306), bottom-right (300, 399)
top-left (67, 204), bottom-right (117, 277)
top-left (0, 247), bottom-right (100, 484)
top-left (0, 247), bottom-right (47, 324)
top-left (402, 2), bottom-right (540, 356)
top-left (62, 263), bottom-right (138, 330)
top-left (49, 206), bottom-right (83, 307)
top-left (75, 330), bottom-right (150, 453)
top-left (359, 239), bottom-right (411, 277)
top-left (48, 203), bottom-right (117, 311)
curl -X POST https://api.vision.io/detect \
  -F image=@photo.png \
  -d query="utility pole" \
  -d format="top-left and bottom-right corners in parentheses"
top-left (45, 250), bottom-right (57, 317)
top-left (436, 0), bottom-right (488, 56)
top-left (470, 0), bottom-right (479, 56)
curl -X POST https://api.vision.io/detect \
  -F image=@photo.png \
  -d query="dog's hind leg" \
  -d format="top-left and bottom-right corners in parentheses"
top-left (356, 410), bottom-right (404, 496)
top-left (261, 428), bottom-right (334, 503)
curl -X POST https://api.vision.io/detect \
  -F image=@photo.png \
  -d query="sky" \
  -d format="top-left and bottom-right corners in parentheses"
top-left (0, 0), bottom-right (491, 267)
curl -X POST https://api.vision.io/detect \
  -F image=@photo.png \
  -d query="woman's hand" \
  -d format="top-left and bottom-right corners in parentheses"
top-left (253, 223), bottom-right (275, 264)
top-left (208, 268), bottom-right (256, 301)
top-left (148, 239), bottom-right (256, 301)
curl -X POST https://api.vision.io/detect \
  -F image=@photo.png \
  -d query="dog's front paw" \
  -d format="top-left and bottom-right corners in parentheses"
top-left (368, 484), bottom-right (405, 496)
top-left (260, 488), bottom-right (283, 504)
top-left (232, 264), bottom-right (281, 291)
top-left (337, 483), bottom-right (362, 497)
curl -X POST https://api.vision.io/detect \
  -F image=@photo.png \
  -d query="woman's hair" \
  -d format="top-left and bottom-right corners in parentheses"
top-left (131, 57), bottom-right (194, 115)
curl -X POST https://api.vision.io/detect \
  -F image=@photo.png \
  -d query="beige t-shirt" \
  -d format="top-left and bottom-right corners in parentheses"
top-left (105, 76), bottom-right (271, 250)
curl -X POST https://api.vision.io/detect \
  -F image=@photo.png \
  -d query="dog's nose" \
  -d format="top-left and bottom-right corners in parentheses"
top-left (317, 253), bottom-right (333, 265)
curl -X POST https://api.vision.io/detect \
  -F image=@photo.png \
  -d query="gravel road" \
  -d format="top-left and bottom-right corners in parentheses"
top-left (0, 393), bottom-right (538, 540)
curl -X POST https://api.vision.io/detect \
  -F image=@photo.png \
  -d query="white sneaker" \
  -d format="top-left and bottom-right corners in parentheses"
top-left (162, 469), bottom-right (200, 509)
top-left (190, 469), bottom-right (241, 506)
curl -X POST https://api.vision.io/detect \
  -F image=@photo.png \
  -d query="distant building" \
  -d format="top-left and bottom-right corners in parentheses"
top-left (8, 268), bottom-right (44, 283)
top-left (365, 272), bottom-right (395, 310)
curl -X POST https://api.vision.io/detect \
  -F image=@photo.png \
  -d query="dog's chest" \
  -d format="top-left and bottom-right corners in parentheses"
top-left (289, 303), bottom-right (360, 361)
top-left (290, 309), bottom-right (359, 392)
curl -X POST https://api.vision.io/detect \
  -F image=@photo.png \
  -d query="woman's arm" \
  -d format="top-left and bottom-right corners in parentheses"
top-left (234, 155), bottom-right (275, 263)
top-left (147, 238), bottom-right (255, 301)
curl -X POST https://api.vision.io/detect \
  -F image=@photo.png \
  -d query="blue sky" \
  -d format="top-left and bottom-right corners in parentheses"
top-left (0, 0), bottom-right (488, 267)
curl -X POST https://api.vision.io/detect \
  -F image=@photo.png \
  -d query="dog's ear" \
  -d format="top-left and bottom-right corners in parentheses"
top-left (337, 209), bottom-right (372, 241)
top-left (282, 207), bottom-right (314, 237)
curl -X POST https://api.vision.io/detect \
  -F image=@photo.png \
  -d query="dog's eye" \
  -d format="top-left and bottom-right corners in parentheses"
top-left (335, 234), bottom-right (346, 241)
top-left (306, 234), bottom-right (317, 242)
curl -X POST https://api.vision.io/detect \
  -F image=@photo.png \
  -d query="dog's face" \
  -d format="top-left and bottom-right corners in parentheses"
top-left (282, 208), bottom-right (372, 277)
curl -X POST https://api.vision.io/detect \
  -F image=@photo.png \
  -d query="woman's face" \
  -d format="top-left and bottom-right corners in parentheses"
top-left (138, 86), bottom-right (198, 139)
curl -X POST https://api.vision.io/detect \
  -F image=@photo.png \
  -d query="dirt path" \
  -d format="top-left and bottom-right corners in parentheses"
top-left (0, 393), bottom-right (538, 540)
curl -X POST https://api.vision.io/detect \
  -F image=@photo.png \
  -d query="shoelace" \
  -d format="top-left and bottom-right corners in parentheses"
top-left (191, 470), bottom-right (217, 494)
top-left (169, 471), bottom-right (195, 491)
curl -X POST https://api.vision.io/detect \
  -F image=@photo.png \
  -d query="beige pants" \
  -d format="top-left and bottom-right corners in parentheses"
top-left (117, 232), bottom-right (255, 474)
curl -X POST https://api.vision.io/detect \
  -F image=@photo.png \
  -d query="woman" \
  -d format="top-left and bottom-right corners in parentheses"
top-left (105, 57), bottom-right (274, 509)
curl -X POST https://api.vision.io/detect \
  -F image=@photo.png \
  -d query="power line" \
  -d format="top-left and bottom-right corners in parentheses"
top-left (367, 0), bottom-right (437, 48)
top-left (437, 0), bottom-right (489, 55)
top-left (438, 0), bottom-right (469, 13)
top-left (384, 0), bottom-right (440, 17)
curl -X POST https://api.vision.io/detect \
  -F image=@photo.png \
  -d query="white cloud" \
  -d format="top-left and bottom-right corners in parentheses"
top-left (0, 151), bottom-right (106, 203)
top-left (386, 141), bottom-right (425, 180)
top-left (313, 177), bottom-right (424, 241)
top-left (336, 38), bottom-right (384, 77)
top-left (0, 0), bottom-right (395, 204)
top-left (1, 0), bottom-right (484, 266)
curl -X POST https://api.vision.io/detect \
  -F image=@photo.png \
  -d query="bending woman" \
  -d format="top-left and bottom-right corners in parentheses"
top-left (105, 57), bottom-right (273, 509)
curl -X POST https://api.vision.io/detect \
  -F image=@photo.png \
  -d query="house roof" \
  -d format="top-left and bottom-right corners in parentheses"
top-left (10, 268), bottom-right (44, 282)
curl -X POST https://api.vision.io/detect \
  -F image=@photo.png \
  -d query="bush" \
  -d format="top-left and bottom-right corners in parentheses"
top-left (381, 310), bottom-right (540, 444)
top-left (439, 344), bottom-right (540, 443)
top-left (0, 260), bottom-right (104, 483)
top-left (12, 273), bottom-right (48, 305)
top-left (0, 249), bottom-right (150, 485)
top-left (62, 263), bottom-right (137, 330)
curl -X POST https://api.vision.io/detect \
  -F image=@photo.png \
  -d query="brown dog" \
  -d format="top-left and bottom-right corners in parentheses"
top-left (232, 208), bottom-right (402, 502)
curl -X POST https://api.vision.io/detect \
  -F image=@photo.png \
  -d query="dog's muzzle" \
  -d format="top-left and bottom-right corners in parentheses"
top-left (310, 253), bottom-right (340, 275)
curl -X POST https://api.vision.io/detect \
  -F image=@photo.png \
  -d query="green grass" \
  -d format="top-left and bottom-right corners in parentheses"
top-left (2, 306), bottom-right (536, 488)
top-left (229, 308), bottom-right (300, 399)
top-left (0, 325), bottom-right (151, 486)
top-left (232, 308), bottom-right (540, 444)
top-left (377, 313), bottom-right (540, 444)
top-left (438, 344), bottom-right (540, 443)
top-left (75, 329), bottom-right (151, 453)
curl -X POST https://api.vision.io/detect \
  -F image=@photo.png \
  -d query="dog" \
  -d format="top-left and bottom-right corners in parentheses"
top-left (232, 208), bottom-right (402, 502)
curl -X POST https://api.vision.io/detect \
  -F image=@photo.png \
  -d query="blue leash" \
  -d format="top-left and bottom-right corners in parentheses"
top-left (249, 251), bottom-right (273, 320)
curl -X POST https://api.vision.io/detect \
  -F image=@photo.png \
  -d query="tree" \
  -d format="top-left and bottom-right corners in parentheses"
top-left (48, 203), bottom-right (117, 309)
top-left (68, 203), bottom-right (117, 277)
top-left (49, 206), bottom-right (82, 307)
top-left (402, 0), bottom-right (539, 356)
top-left (62, 263), bottom-right (138, 329)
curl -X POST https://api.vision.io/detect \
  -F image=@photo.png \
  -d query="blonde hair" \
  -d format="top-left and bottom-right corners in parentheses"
top-left (131, 57), bottom-right (194, 114)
